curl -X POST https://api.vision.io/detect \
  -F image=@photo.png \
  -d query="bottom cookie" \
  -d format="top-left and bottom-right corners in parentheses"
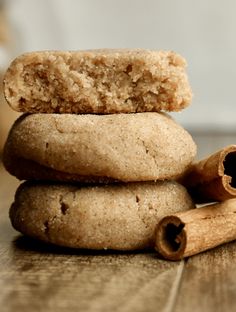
top-left (10, 181), bottom-right (194, 250)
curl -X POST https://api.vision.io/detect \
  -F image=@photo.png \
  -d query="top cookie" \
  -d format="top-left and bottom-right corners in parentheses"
top-left (4, 49), bottom-right (192, 114)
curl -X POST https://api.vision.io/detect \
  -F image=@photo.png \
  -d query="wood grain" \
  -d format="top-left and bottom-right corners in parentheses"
top-left (0, 241), bottom-right (183, 312)
top-left (1, 133), bottom-right (236, 311)
top-left (174, 243), bottom-right (236, 312)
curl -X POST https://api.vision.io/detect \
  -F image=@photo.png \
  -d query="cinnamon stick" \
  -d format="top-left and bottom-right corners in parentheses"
top-left (155, 199), bottom-right (236, 260)
top-left (181, 145), bottom-right (236, 203)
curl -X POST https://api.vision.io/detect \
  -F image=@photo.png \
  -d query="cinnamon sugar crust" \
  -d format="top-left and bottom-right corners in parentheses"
top-left (3, 113), bottom-right (196, 183)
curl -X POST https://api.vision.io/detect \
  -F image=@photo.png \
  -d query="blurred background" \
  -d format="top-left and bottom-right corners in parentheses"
top-left (1, 0), bottom-right (236, 150)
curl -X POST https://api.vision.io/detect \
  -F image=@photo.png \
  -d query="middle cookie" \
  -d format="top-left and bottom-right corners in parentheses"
top-left (3, 112), bottom-right (196, 183)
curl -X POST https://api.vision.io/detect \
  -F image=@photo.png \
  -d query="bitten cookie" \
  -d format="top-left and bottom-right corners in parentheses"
top-left (3, 112), bottom-right (196, 183)
top-left (4, 49), bottom-right (192, 114)
top-left (10, 181), bottom-right (194, 250)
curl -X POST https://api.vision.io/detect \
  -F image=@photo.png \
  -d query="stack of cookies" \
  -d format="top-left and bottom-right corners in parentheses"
top-left (3, 49), bottom-right (196, 250)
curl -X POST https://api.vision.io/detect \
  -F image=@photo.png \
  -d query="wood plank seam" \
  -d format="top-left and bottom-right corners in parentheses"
top-left (163, 260), bottom-right (185, 312)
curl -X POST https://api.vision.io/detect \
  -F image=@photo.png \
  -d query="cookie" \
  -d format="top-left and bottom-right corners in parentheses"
top-left (10, 181), bottom-right (194, 250)
top-left (3, 112), bottom-right (196, 182)
top-left (4, 49), bottom-right (192, 114)
top-left (0, 99), bottom-right (19, 152)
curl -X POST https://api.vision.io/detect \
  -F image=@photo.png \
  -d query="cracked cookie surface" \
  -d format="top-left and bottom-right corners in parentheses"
top-left (10, 181), bottom-right (194, 250)
top-left (3, 112), bottom-right (196, 182)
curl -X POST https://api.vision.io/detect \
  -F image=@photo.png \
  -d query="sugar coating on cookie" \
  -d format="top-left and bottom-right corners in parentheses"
top-left (10, 181), bottom-right (194, 250)
top-left (3, 112), bottom-right (197, 182)
top-left (4, 49), bottom-right (192, 114)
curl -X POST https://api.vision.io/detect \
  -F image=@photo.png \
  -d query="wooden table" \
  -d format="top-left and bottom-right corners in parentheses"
top-left (0, 132), bottom-right (236, 312)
